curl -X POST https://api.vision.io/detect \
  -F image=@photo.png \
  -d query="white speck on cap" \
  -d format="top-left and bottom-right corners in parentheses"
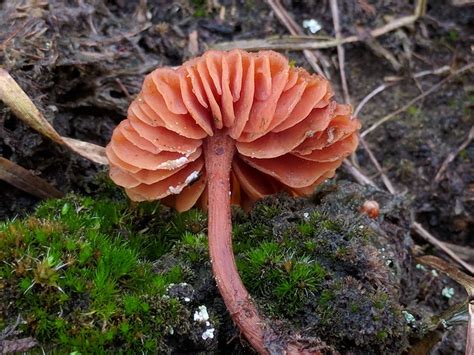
top-left (158, 157), bottom-right (188, 170)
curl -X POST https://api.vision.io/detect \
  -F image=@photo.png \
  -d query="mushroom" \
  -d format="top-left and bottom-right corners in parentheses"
top-left (106, 49), bottom-right (360, 353)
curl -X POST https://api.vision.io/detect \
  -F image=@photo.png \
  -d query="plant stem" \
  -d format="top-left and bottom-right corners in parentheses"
top-left (204, 130), bottom-right (268, 354)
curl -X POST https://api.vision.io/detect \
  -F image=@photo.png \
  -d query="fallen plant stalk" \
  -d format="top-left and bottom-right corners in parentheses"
top-left (215, 13), bottom-right (420, 52)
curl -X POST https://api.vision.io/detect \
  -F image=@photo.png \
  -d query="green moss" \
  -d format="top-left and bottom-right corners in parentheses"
top-left (406, 105), bottom-right (420, 117)
top-left (1, 182), bottom-right (410, 353)
top-left (191, 0), bottom-right (210, 18)
top-left (0, 194), bottom-right (192, 353)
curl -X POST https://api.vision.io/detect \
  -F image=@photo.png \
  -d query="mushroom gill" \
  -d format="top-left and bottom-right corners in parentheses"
top-left (106, 49), bottom-right (360, 354)
top-left (107, 49), bottom-right (360, 211)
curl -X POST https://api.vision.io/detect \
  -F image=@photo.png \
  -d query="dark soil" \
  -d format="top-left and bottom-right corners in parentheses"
top-left (0, 0), bottom-right (472, 352)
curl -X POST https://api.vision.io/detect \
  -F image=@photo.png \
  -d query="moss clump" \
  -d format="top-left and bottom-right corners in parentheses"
top-left (0, 195), bottom-right (210, 353)
top-left (232, 183), bottom-right (411, 353)
top-left (1, 181), bottom-right (421, 353)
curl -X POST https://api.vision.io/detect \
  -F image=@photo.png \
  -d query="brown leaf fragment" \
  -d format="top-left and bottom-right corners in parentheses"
top-left (0, 157), bottom-right (64, 199)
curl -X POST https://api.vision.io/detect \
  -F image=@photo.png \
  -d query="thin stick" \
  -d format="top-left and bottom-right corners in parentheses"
top-left (329, 0), bottom-right (350, 103)
top-left (354, 65), bottom-right (451, 117)
top-left (214, 13), bottom-right (419, 52)
top-left (0, 157), bottom-right (64, 199)
top-left (115, 78), bottom-right (132, 101)
top-left (342, 159), bottom-right (378, 188)
top-left (412, 222), bottom-right (474, 275)
top-left (359, 138), bottom-right (397, 194)
top-left (443, 242), bottom-right (474, 263)
top-left (354, 83), bottom-right (395, 117)
top-left (361, 62), bottom-right (474, 138)
top-left (435, 126), bottom-right (474, 182)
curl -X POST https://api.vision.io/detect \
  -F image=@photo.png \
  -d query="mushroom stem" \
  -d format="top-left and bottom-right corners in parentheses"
top-left (204, 130), bottom-right (268, 354)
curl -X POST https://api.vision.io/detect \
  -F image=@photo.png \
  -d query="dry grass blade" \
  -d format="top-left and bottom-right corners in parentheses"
top-left (354, 65), bottom-right (451, 117)
top-left (354, 82), bottom-right (395, 117)
top-left (359, 138), bottom-right (397, 193)
top-left (342, 159), bottom-right (378, 188)
top-left (0, 157), bottom-right (64, 199)
top-left (0, 69), bottom-right (107, 165)
top-left (329, 0), bottom-right (350, 104)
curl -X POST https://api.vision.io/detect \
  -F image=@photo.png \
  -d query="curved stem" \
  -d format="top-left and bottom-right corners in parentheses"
top-left (204, 131), bottom-right (268, 354)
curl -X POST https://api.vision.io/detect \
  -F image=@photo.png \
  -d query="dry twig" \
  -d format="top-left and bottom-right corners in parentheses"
top-left (435, 126), bottom-right (474, 182)
top-left (329, 0), bottom-right (350, 104)
top-left (354, 65), bottom-right (451, 117)
top-left (342, 159), bottom-right (378, 188)
top-left (413, 222), bottom-right (474, 275)
top-left (361, 62), bottom-right (474, 137)
top-left (359, 138), bottom-right (397, 194)
top-left (215, 11), bottom-right (421, 52)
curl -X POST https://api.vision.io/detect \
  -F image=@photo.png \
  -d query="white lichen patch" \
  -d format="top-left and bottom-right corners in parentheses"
top-left (158, 157), bottom-right (188, 170)
top-left (415, 264), bottom-right (427, 272)
top-left (194, 305), bottom-right (209, 322)
top-left (442, 287), bottom-right (455, 299)
top-left (302, 19), bottom-right (322, 34)
top-left (202, 327), bottom-right (215, 340)
top-left (402, 310), bottom-right (416, 324)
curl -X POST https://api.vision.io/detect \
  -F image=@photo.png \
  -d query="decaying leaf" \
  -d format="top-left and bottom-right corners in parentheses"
top-left (0, 69), bottom-right (63, 144)
top-left (0, 69), bottom-right (107, 165)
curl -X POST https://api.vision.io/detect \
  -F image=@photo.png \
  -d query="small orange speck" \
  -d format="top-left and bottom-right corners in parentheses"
top-left (361, 200), bottom-right (379, 219)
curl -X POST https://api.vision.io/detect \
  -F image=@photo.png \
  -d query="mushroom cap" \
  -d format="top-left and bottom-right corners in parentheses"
top-left (106, 49), bottom-right (360, 211)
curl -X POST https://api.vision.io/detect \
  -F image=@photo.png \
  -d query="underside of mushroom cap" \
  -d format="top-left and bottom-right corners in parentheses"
top-left (106, 49), bottom-right (361, 211)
